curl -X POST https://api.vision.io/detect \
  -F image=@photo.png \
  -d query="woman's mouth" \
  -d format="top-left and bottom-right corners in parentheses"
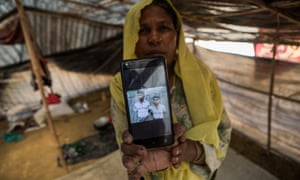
top-left (146, 50), bottom-right (165, 57)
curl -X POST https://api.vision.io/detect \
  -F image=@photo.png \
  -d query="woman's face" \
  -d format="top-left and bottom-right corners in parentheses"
top-left (135, 5), bottom-right (178, 67)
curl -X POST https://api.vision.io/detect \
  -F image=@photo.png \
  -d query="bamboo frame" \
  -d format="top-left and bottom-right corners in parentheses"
top-left (266, 14), bottom-right (280, 153)
top-left (14, 0), bottom-right (68, 173)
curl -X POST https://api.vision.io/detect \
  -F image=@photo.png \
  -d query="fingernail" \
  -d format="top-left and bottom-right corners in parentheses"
top-left (176, 149), bottom-right (180, 155)
top-left (125, 159), bottom-right (129, 164)
top-left (138, 147), bottom-right (145, 153)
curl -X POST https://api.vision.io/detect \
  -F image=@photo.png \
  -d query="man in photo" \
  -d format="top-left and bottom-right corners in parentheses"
top-left (149, 95), bottom-right (166, 120)
top-left (133, 90), bottom-right (150, 122)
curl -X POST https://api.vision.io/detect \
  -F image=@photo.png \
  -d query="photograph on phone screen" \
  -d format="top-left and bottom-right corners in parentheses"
top-left (126, 87), bottom-right (172, 139)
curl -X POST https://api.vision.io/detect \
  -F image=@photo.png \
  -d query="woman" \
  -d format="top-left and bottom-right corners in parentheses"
top-left (109, 0), bottom-right (231, 179)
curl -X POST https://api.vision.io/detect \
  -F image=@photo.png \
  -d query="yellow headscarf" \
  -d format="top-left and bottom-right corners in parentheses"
top-left (110, 1), bottom-right (224, 178)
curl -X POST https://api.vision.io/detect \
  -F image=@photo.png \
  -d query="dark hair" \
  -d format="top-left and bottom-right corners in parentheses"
top-left (137, 90), bottom-right (145, 95)
top-left (152, 95), bottom-right (160, 100)
top-left (150, 0), bottom-right (179, 31)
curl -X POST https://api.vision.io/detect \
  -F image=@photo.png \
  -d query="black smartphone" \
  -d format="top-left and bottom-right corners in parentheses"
top-left (120, 56), bottom-right (174, 148)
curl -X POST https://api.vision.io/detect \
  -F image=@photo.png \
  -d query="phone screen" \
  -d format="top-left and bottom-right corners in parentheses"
top-left (120, 56), bottom-right (174, 148)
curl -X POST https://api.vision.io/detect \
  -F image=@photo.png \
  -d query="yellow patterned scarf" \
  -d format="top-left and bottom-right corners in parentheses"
top-left (110, 0), bottom-right (224, 179)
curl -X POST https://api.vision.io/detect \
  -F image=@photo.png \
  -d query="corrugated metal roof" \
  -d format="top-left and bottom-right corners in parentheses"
top-left (0, 0), bottom-right (138, 24)
top-left (0, 0), bottom-right (300, 68)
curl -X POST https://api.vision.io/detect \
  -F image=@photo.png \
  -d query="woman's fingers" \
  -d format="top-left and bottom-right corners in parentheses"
top-left (127, 150), bottom-right (173, 179)
top-left (122, 130), bottom-right (133, 144)
top-left (172, 145), bottom-right (182, 156)
top-left (171, 143), bottom-right (183, 168)
top-left (121, 130), bottom-right (147, 156)
top-left (163, 123), bottom-right (185, 151)
top-left (173, 123), bottom-right (185, 139)
top-left (128, 162), bottom-right (149, 180)
top-left (179, 134), bottom-right (186, 143)
top-left (123, 154), bottom-right (143, 171)
top-left (121, 142), bottom-right (146, 156)
top-left (121, 126), bottom-right (184, 176)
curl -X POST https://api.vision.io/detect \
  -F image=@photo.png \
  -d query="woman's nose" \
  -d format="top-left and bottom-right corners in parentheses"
top-left (148, 31), bottom-right (162, 45)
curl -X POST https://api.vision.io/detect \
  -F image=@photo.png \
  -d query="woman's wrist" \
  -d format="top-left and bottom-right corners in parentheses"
top-left (192, 141), bottom-right (205, 164)
top-left (182, 140), bottom-right (205, 164)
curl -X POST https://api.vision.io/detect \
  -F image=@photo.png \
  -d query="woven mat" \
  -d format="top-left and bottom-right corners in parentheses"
top-left (62, 124), bottom-right (118, 165)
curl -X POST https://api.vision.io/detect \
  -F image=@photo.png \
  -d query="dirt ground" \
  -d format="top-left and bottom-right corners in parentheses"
top-left (1, 88), bottom-right (298, 180)
top-left (0, 88), bottom-right (112, 180)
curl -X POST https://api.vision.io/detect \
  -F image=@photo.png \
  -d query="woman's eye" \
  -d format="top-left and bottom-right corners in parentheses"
top-left (159, 26), bottom-right (172, 32)
top-left (139, 28), bottom-right (149, 35)
top-left (138, 25), bottom-right (174, 35)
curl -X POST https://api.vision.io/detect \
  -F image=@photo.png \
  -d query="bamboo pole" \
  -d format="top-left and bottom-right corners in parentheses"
top-left (267, 14), bottom-right (280, 153)
top-left (15, 0), bottom-right (69, 173)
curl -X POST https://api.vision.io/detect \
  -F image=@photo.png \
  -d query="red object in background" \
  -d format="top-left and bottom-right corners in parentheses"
top-left (47, 93), bottom-right (61, 105)
top-left (254, 43), bottom-right (300, 63)
top-left (109, 115), bottom-right (112, 124)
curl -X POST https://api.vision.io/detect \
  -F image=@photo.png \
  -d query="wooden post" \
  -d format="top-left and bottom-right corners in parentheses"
top-left (15, 0), bottom-right (68, 173)
top-left (267, 14), bottom-right (280, 153)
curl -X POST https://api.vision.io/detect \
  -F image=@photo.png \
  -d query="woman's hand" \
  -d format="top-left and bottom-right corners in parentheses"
top-left (170, 125), bottom-right (206, 167)
top-left (121, 130), bottom-right (170, 180)
top-left (120, 123), bottom-right (185, 179)
top-left (170, 129), bottom-right (186, 168)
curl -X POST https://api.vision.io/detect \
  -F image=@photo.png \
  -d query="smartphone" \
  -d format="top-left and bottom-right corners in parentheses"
top-left (120, 56), bottom-right (174, 148)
